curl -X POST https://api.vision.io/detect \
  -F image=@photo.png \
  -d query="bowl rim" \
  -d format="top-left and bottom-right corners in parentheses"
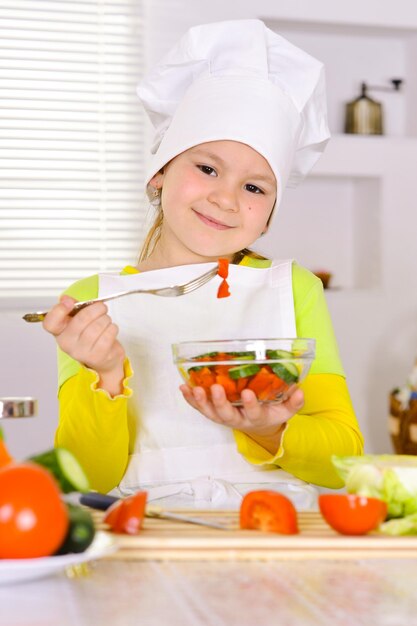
top-left (172, 338), bottom-right (316, 361)
top-left (172, 337), bottom-right (315, 346)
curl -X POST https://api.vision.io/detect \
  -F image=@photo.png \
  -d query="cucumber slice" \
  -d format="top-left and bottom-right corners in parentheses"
top-left (229, 351), bottom-right (256, 360)
top-left (270, 362), bottom-right (299, 384)
top-left (28, 447), bottom-right (90, 494)
top-left (266, 349), bottom-right (294, 360)
top-left (228, 363), bottom-right (261, 380)
top-left (55, 503), bottom-right (95, 555)
top-left (194, 351), bottom-right (220, 359)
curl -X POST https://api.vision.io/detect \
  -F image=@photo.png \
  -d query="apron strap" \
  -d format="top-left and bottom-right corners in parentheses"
top-left (270, 259), bottom-right (296, 337)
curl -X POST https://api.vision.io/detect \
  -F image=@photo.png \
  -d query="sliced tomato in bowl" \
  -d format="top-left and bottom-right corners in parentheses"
top-left (318, 494), bottom-right (388, 535)
top-left (240, 490), bottom-right (299, 534)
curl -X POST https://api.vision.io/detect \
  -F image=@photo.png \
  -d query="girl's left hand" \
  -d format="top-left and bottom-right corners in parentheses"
top-left (179, 383), bottom-right (304, 451)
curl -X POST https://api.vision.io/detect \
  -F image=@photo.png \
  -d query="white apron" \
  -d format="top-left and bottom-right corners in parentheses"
top-left (99, 260), bottom-right (317, 510)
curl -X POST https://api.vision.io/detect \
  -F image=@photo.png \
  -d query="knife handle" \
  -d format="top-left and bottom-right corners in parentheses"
top-left (80, 492), bottom-right (119, 511)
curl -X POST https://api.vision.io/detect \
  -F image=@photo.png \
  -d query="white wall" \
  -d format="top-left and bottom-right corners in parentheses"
top-left (2, 0), bottom-right (417, 458)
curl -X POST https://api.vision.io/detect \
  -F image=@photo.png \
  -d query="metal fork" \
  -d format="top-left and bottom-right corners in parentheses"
top-left (22, 266), bottom-right (218, 323)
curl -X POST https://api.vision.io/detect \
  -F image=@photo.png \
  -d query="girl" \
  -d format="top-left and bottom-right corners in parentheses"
top-left (43, 20), bottom-right (363, 508)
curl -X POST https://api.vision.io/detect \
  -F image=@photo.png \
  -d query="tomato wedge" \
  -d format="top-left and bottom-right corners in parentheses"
top-left (217, 258), bottom-right (229, 279)
top-left (217, 279), bottom-right (230, 298)
top-left (240, 490), bottom-right (299, 534)
top-left (318, 494), bottom-right (387, 535)
top-left (217, 258), bottom-right (231, 298)
top-left (103, 491), bottom-right (147, 535)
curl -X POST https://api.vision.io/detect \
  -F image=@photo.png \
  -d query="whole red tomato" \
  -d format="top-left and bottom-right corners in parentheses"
top-left (0, 462), bottom-right (69, 559)
top-left (319, 494), bottom-right (388, 535)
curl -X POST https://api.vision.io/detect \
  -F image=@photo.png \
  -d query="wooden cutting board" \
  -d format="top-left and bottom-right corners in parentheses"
top-left (93, 510), bottom-right (417, 561)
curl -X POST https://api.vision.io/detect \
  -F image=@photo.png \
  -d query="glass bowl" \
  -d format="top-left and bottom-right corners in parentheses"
top-left (172, 338), bottom-right (315, 405)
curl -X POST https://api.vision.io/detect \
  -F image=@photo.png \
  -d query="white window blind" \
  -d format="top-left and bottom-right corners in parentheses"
top-left (0, 0), bottom-right (146, 299)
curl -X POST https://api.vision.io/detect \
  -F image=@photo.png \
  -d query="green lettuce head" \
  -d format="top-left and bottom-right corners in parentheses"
top-left (332, 454), bottom-right (417, 519)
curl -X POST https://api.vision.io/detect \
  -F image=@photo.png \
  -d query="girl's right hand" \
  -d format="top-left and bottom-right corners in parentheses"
top-left (42, 295), bottom-right (126, 394)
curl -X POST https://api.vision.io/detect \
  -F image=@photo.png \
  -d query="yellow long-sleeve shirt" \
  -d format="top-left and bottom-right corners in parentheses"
top-left (55, 259), bottom-right (364, 493)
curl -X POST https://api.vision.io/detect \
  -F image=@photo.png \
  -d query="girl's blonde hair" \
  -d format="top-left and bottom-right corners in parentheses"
top-left (138, 206), bottom-right (163, 264)
top-left (138, 205), bottom-right (267, 265)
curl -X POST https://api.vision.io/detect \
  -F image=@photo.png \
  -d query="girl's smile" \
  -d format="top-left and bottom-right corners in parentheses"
top-left (191, 208), bottom-right (235, 230)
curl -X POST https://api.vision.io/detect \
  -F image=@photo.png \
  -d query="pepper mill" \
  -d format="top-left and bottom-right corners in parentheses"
top-left (345, 79), bottom-right (403, 135)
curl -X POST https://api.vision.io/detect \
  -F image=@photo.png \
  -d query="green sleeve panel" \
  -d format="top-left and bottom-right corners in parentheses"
top-left (57, 274), bottom-right (99, 391)
top-left (292, 263), bottom-right (344, 377)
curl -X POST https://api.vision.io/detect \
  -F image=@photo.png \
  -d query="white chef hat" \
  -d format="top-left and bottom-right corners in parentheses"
top-left (138, 19), bottom-right (330, 208)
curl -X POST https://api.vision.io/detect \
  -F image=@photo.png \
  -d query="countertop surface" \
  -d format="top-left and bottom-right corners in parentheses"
top-left (1, 557), bottom-right (417, 626)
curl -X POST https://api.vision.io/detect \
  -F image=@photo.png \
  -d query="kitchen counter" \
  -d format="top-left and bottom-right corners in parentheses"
top-left (1, 558), bottom-right (417, 626)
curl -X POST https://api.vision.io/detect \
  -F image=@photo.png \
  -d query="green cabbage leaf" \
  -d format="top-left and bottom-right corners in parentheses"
top-left (379, 513), bottom-right (417, 536)
top-left (331, 454), bottom-right (417, 520)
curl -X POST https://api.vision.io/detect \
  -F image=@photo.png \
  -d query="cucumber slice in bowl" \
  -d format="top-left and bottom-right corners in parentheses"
top-left (194, 351), bottom-right (220, 359)
top-left (28, 447), bottom-right (90, 494)
top-left (266, 349), bottom-right (294, 360)
top-left (270, 362), bottom-right (299, 384)
top-left (228, 363), bottom-right (261, 380)
top-left (229, 351), bottom-right (256, 361)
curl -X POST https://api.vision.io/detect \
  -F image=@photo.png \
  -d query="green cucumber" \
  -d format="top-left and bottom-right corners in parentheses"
top-left (229, 351), bottom-right (256, 360)
top-left (270, 362), bottom-right (299, 384)
top-left (194, 351), bottom-right (220, 359)
top-left (55, 503), bottom-right (95, 555)
top-left (28, 447), bottom-right (90, 494)
top-left (266, 349), bottom-right (294, 360)
top-left (228, 363), bottom-right (261, 380)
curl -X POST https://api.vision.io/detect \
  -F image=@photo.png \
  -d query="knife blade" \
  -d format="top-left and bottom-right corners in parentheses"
top-left (79, 492), bottom-right (230, 530)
